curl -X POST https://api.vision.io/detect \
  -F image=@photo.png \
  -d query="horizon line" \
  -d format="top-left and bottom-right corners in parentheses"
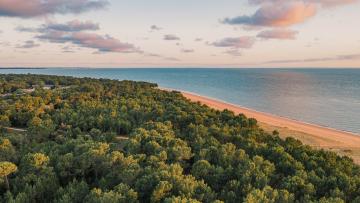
top-left (1, 67), bottom-right (360, 69)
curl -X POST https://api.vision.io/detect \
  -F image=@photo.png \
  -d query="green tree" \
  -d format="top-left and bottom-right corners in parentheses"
top-left (85, 184), bottom-right (138, 203)
top-left (0, 115), bottom-right (10, 127)
top-left (29, 153), bottom-right (50, 169)
top-left (0, 139), bottom-right (16, 161)
top-left (28, 117), bottom-right (55, 141)
top-left (0, 161), bottom-right (17, 190)
top-left (163, 196), bottom-right (201, 203)
top-left (151, 181), bottom-right (173, 202)
top-left (245, 186), bottom-right (294, 203)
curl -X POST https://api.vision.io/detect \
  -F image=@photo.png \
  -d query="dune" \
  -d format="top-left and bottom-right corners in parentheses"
top-left (166, 89), bottom-right (360, 164)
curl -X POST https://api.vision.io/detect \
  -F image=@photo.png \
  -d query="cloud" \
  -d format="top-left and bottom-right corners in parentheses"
top-left (212, 37), bottom-right (255, 49)
top-left (142, 52), bottom-right (183, 63)
top-left (257, 29), bottom-right (298, 40)
top-left (0, 41), bottom-right (11, 46)
top-left (18, 20), bottom-right (139, 53)
top-left (164, 34), bottom-right (180, 41)
top-left (264, 54), bottom-right (360, 64)
top-left (223, 0), bottom-right (359, 29)
top-left (181, 49), bottom-right (195, 53)
top-left (17, 20), bottom-right (99, 33)
top-left (150, 25), bottom-right (162, 31)
top-left (195, 38), bottom-right (203, 42)
top-left (0, 0), bottom-right (108, 18)
top-left (224, 49), bottom-right (242, 56)
top-left (44, 20), bottom-right (100, 32)
top-left (37, 31), bottom-right (138, 53)
top-left (223, 2), bottom-right (317, 27)
top-left (62, 46), bottom-right (75, 53)
top-left (248, 0), bottom-right (358, 7)
top-left (163, 57), bottom-right (180, 61)
top-left (305, 0), bottom-right (357, 7)
top-left (15, 26), bottom-right (39, 33)
top-left (144, 53), bottom-right (162, 57)
top-left (16, 40), bottom-right (40, 49)
top-left (61, 45), bottom-right (84, 53)
top-left (16, 20), bottom-right (141, 53)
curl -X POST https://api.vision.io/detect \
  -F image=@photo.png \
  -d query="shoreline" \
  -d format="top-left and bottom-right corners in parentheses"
top-left (161, 87), bottom-right (360, 163)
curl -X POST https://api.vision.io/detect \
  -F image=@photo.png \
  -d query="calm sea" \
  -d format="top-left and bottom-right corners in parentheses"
top-left (1, 68), bottom-right (359, 134)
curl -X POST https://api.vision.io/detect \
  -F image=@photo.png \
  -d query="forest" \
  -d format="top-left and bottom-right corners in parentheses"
top-left (0, 74), bottom-right (359, 203)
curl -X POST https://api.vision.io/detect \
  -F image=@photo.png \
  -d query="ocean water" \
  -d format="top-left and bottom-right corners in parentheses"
top-left (0, 68), bottom-right (359, 134)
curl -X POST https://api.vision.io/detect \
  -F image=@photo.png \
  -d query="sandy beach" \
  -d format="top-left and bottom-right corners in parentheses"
top-left (172, 89), bottom-right (360, 164)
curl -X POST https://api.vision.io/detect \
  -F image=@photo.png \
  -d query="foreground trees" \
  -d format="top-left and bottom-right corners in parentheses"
top-left (0, 74), bottom-right (359, 202)
top-left (0, 162), bottom-right (17, 190)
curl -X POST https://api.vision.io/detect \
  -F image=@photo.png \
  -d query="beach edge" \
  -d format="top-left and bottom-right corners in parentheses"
top-left (160, 87), bottom-right (360, 164)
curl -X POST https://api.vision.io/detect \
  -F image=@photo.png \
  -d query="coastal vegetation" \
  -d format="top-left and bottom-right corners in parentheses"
top-left (0, 74), bottom-right (360, 202)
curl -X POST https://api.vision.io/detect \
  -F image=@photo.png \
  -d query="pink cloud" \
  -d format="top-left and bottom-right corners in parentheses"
top-left (249, 0), bottom-right (358, 7)
top-left (38, 31), bottom-right (138, 53)
top-left (16, 20), bottom-right (137, 53)
top-left (72, 32), bottom-right (137, 53)
top-left (224, 0), bottom-right (358, 27)
top-left (224, 2), bottom-right (317, 27)
top-left (306, 0), bottom-right (357, 7)
top-left (257, 29), bottom-right (299, 40)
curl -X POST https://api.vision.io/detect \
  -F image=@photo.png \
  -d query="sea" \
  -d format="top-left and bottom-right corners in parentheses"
top-left (0, 68), bottom-right (359, 134)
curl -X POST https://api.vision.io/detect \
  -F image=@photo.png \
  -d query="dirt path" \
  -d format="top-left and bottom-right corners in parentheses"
top-left (2, 127), bottom-right (27, 133)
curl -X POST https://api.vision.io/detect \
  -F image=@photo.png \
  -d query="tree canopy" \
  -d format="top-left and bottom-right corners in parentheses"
top-left (0, 74), bottom-right (359, 202)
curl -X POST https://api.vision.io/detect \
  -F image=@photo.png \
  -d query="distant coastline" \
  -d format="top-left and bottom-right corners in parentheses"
top-left (161, 87), bottom-right (360, 163)
top-left (1, 68), bottom-right (359, 134)
top-left (0, 68), bottom-right (47, 70)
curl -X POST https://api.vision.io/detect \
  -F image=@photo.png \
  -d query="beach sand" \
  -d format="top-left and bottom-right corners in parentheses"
top-left (177, 90), bottom-right (360, 164)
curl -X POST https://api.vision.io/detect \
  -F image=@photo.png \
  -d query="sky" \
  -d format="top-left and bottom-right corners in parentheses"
top-left (0, 0), bottom-right (360, 68)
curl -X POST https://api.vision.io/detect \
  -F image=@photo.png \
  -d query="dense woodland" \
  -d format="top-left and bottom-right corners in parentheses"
top-left (0, 74), bottom-right (359, 203)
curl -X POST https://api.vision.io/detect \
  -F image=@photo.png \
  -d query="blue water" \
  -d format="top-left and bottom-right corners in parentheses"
top-left (1, 68), bottom-right (359, 134)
